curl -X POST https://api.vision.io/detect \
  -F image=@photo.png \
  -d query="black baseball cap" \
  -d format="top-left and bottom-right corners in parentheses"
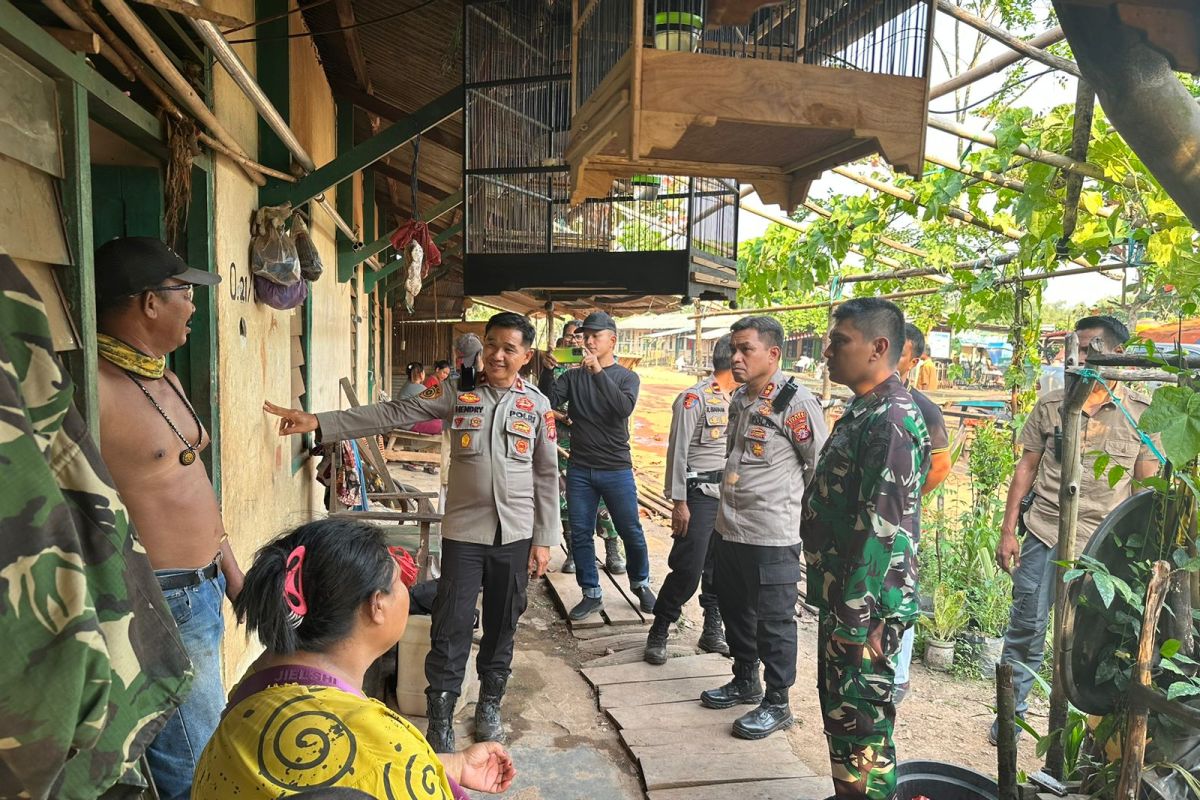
top-left (577, 311), bottom-right (617, 333)
top-left (94, 237), bottom-right (220, 304)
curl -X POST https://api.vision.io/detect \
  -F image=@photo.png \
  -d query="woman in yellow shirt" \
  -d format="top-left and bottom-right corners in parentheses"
top-left (194, 518), bottom-right (515, 798)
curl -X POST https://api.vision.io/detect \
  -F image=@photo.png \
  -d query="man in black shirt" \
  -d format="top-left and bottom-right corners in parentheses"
top-left (541, 311), bottom-right (655, 620)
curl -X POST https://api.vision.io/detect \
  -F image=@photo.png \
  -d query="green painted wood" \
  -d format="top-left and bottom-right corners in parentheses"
top-left (92, 166), bottom-right (165, 244)
top-left (0, 0), bottom-right (162, 153)
top-left (353, 190), bottom-right (463, 269)
top-left (363, 170), bottom-right (375, 243)
top-left (182, 163), bottom-right (220, 488)
top-left (271, 86), bottom-right (463, 209)
top-left (57, 80), bottom-right (98, 436)
top-left (255, 0), bottom-right (291, 173)
top-left (336, 101), bottom-right (358, 282)
top-left (434, 222), bottom-right (461, 246)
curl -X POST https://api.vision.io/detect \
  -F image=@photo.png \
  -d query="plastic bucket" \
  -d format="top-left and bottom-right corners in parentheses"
top-left (654, 11), bottom-right (702, 51)
top-left (896, 760), bottom-right (1000, 800)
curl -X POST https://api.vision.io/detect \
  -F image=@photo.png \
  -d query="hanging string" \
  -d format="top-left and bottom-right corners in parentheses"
top-left (411, 136), bottom-right (422, 221)
top-left (1073, 367), bottom-right (1168, 466)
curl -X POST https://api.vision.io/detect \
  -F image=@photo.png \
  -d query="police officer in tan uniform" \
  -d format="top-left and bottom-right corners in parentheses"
top-left (644, 334), bottom-right (736, 665)
top-left (264, 312), bottom-right (561, 753)
top-left (699, 316), bottom-right (828, 740)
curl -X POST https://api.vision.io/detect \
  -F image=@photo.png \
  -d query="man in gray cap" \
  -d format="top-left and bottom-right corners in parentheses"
top-left (91, 236), bottom-right (241, 800)
top-left (540, 311), bottom-right (655, 620)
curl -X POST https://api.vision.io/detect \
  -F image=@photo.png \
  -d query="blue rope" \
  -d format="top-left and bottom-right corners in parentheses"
top-left (1075, 367), bottom-right (1167, 466)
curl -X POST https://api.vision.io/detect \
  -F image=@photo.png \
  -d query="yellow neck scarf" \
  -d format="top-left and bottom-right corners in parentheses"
top-left (97, 333), bottom-right (165, 379)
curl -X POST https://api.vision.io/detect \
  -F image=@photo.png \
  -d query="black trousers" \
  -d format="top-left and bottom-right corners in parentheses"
top-left (654, 489), bottom-right (720, 624)
top-left (713, 534), bottom-right (801, 691)
top-left (424, 535), bottom-right (531, 695)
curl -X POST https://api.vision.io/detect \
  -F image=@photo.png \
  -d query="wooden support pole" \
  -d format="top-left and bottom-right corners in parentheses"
top-left (197, 132), bottom-right (296, 182)
top-left (1115, 560), bottom-right (1172, 800)
top-left (130, 0), bottom-right (248, 28)
top-left (996, 663), bottom-right (1019, 800)
top-left (1045, 332), bottom-right (1091, 779)
top-left (802, 200), bottom-right (927, 258)
top-left (927, 116), bottom-right (1140, 191)
top-left (935, 0), bottom-right (1080, 78)
top-left (688, 288), bottom-right (942, 319)
top-left (926, 153), bottom-right (1028, 193)
top-left (43, 26), bottom-right (101, 53)
top-left (930, 26), bottom-right (1065, 99)
top-left (1060, 80), bottom-right (1096, 246)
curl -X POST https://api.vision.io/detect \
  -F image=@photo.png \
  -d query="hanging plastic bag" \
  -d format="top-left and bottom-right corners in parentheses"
top-left (254, 272), bottom-right (308, 310)
top-left (251, 204), bottom-right (300, 286)
top-left (291, 210), bottom-right (324, 282)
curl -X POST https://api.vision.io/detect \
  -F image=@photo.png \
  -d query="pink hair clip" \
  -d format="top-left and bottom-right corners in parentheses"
top-left (284, 545), bottom-right (308, 629)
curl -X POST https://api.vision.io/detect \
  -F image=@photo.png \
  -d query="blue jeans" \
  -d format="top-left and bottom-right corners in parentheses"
top-left (566, 466), bottom-right (650, 597)
top-left (146, 571), bottom-right (226, 800)
top-left (999, 535), bottom-right (1057, 716)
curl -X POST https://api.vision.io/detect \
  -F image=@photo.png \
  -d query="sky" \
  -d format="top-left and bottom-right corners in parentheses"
top-left (735, 3), bottom-right (1123, 306)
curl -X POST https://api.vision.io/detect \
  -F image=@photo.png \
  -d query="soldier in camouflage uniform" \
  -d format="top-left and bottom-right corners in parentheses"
top-left (0, 252), bottom-right (192, 799)
top-left (552, 319), bottom-right (624, 575)
top-left (804, 299), bottom-right (930, 800)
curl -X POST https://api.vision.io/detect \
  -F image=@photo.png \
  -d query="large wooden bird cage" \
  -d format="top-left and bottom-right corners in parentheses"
top-left (568, 0), bottom-right (936, 211)
top-left (463, 0), bottom-right (741, 304)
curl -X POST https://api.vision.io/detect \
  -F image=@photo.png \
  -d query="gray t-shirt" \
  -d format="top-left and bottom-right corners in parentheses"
top-left (399, 381), bottom-right (425, 400)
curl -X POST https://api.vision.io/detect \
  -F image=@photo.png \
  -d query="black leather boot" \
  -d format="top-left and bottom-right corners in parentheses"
top-left (697, 608), bottom-right (730, 656)
top-left (562, 537), bottom-right (575, 573)
top-left (732, 687), bottom-right (794, 740)
top-left (425, 690), bottom-right (457, 753)
top-left (604, 537), bottom-right (626, 574)
top-left (700, 660), bottom-right (763, 709)
top-left (474, 672), bottom-right (508, 743)
top-left (643, 617), bottom-right (672, 665)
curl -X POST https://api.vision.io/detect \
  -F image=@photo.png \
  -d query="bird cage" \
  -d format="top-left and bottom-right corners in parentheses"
top-left (569, 0), bottom-right (935, 211)
top-left (464, 0), bottom-right (740, 303)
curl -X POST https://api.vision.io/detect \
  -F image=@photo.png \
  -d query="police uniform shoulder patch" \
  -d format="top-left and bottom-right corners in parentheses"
top-left (786, 411), bottom-right (811, 443)
top-left (420, 383), bottom-right (443, 400)
top-left (515, 376), bottom-right (525, 392)
top-left (516, 396), bottom-right (535, 411)
top-left (543, 410), bottom-right (557, 441)
top-left (683, 392), bottom-right (699, 409)
top-left (457, 391), bottom-right (481, 404)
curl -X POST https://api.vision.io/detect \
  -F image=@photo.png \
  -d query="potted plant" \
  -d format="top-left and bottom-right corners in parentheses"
top-left (653, 10), bottom-right (704, 52)
top-left (970, 575), bottom-right (1011, 680)
top-left (921, 584), bottom-right (968, 672)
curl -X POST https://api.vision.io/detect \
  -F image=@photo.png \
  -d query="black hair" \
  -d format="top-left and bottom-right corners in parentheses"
top-left (729, 316), bottom-right (783, 350)
top-left (712, 333), bottom-right (733, 372)
top-left (235, 518), bottom-right (396, 656)
top-left (432, 359), bottom-right (451, 371)
top-left (405, 362), bottom-right (424, 381)
top-left (833, 298), bottom-right (905, 367)
top-left (486, 311), bottom-right (536, 348)
top-left (903, 323), bottom-right (926, 359)
top-left (1075, 315), bottom-right (1129, 349)
top-left (564, 319), bottom-right (582, 335)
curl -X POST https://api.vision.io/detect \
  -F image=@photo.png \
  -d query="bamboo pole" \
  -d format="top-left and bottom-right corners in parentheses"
top-left (927, 116), bottom-right (1140, 191)
top-left (1115, 560), bottom-right (1172, 800)
top-left (197, 133), bottom-right (296, 182)
top-left (935, 0), bottom-right (1080, 78)
top-left (46, 0), bottom-right (134, 80)
top-left (802, 200), bottom-right (926, 257)
top-left (688, 288), bottom-right (943, 319)
top-left (130, 0), bottom-right (247, 28)
top-left (930, 27), bottom-right (1065, 99)
top-left (97, 0), bottom-right (265, 186)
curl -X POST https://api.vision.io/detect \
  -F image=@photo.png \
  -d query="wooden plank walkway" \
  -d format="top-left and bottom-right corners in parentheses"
top-left (544, 551), bottom-right (650, 634)
top-left (576, 653), bottom-right (831, 799)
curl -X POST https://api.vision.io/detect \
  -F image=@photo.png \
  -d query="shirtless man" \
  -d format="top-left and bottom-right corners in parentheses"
top-left (93, 237), bottom-right (243, 800)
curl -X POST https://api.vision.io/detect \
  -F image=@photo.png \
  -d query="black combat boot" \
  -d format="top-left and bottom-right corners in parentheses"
top-left (425, 690), bottom-right (457, 753)
top-left (643, 617), bottom-right (672, 665)
top-left (604, 537), bottom-right (626, 574)
top-left (474, 671), bottom-right (508, 743)
top-left (700, 660), bottom-right (763, 709)
top-left (562, 538), bottom-right (575, 573)
top-left (732, 687), bottom-right (794, 740)
top-left (697, 608), bottom-right (730, 656)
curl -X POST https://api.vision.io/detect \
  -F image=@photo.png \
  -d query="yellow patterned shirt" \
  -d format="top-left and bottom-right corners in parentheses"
top-left (194, 683), bottom-right (453, 799)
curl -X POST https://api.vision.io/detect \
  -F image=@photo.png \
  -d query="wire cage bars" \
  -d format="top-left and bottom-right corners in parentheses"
top-left (464, 0), bottom-right (738, 266)
top-left (576, 0), bottom-right (931, 109)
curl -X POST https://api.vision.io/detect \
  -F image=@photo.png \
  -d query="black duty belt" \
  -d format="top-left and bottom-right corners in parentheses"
top-left (686, 470), bottom-right (724, 489)
top-left (157, 559), bottom-right (221, 590)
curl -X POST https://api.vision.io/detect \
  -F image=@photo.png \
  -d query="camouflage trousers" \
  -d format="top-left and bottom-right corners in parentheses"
top-left (557, 440), bottom-right (618, 541)
top-left (817, 613), bottom-right (908, 800)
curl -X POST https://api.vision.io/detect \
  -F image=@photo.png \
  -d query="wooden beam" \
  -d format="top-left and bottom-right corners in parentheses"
top-left (930, 26), bottom-right (1065, 99)
top-left (42, 26), bottom-right (101, 53)
top-left (130, 0), bottom-right (247, 28)
top-left (274, 86), bottom-right (463, 207)
top-left (332, 0), bottom-right (371, 92)
top-left (330, 80), bottom-right (464, 152)
top-left (371, 159), bottom-right (456, 201)
top-left (935, 0), bottom-right (1080, 78)
top-left (353, 191), bottom-right (463, 268)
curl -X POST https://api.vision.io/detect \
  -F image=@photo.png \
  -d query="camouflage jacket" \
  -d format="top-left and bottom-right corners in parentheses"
top-left (0, 254), bottom-right (192, 799)
top-left (803, 374), bottom-right (930, 642)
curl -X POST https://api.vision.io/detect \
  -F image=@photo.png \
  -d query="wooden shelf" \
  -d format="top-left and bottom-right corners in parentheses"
top-left (568, 48), bottom-right (931, 211)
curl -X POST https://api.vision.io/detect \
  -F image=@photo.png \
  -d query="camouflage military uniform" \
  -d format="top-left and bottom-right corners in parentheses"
top-left (553, 364), bottom-right (618, 544)
top-left (803, 374), bottom-right (929, 800)
top-left (0, 254), bottom-right (192, 799)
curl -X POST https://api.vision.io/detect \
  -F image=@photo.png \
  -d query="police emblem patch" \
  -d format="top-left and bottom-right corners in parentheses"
top-left (757, 402), bottom-right (773, 416)
top-left (460, 433), bottom-right (472, 448)
top-left (511, 420), bottom-right (532, 435)
top-left (470, 417), bottom-right (483, 428)
top-left (683, 392), bottom-right (699, 409)
top-left (453, 416), bottom-right (464, 428)
top-left (760, 382), bottom-right (775, 398)
top-left (516, 397), bottom-right (535, 411)
top-left (420, 383), bottom-right (443, 400)
top-left (746, 426), bottom-right (769, 441)
top-left (457, 392), bottom-right (481, 403)
top-left (710, 427), bottom-right (721, 439)
top-left (786, 411), bottom-right (811, 442)
top-left (514, 438), bottom-right (530, 455)
top-left (544, 410), bottom-right (557, 441)
top-left (749, 441), bottom-right (765, 458)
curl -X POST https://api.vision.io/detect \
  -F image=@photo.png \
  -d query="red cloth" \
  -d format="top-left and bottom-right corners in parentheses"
top-left (389, 219), bottom-right (442, 272)
top-left (422, 376), bottom-right (439, 388)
